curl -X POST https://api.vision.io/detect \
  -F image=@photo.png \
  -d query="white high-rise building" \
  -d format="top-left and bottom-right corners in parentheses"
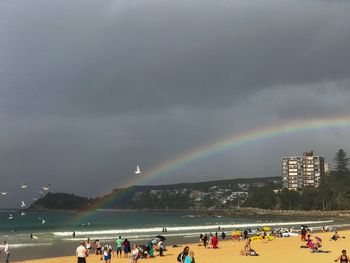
top-left (281, 151), bottom-right (325, 190)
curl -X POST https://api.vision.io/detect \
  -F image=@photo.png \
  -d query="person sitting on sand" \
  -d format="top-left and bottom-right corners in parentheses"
top-left (130, 244), bottom-right (139, 263)
top-left (241, 239), bottom-right (251, 255)
top-left (335, 249), bottom-right (348, 263)
top-left (331, 231), bottom-right (345, 241)
top-left (240, 239), bottom-right (258, 256)
top-left (306, 236), bottom-right (322, 253)
top-left (184, 251), bottom-right (195, 263)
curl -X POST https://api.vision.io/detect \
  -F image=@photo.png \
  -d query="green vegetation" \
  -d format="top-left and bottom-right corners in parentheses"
top-left (242, 149), bottom-right (350, 211)
top-left (31, 149), bottom-right (350, 212)
top-left (30, 192), bottom-right (93, 210)
top-left (30, 177), bottom-right (277, 210)
top-left (334, 149), bottom-right (350, 173)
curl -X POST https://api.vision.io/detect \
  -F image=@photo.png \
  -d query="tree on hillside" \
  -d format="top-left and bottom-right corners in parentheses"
top-left (334, 149), bottom-right (350, 173)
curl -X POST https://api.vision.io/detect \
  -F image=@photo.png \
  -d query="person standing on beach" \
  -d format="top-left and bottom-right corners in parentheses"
top-left (334, 249), bottom-right (348, 262)
top-left (211, 233), bottom-right (218, 249)
top-left (95, 239), bottom-right (102, 255)
top-left (115, 236), bottom-right (123, 258)
top-left (177, 246), bottom-right (189, 263)
top-left (202, 234), bottom-right (208, 248)
top-left (123, 239), bottom-right (131, 258)
top-left (221, 231), bottom-right (226, 240)
top-left (102, 244), bottom-right (114, 263)
top-left (2, 240), bottom-right (10, 263)
top-left (76, 241), bottom-right (87, 263)
top-left (301, 227), bottom-right (307, 241)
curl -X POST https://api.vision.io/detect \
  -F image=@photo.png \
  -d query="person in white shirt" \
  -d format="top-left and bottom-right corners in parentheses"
top-left (76, 241), bottom-right (87, 263)
top-left (3, 240), bottom-right (10, 263)
top-left (130, 244), bottom-right (139, 263)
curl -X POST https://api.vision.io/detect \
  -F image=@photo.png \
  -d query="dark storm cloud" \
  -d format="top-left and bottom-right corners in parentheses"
top-left (1, 0), bottom-right (350, 206)
top-left (1, 0), bottom-right (350, 117)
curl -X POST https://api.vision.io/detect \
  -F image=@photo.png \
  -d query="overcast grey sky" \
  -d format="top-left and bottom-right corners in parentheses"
top-left (1, 0), bottom-right (350, 207)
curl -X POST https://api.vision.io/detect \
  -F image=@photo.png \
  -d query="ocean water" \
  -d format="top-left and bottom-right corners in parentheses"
top-left (0, 210), bottom-right (347, 262)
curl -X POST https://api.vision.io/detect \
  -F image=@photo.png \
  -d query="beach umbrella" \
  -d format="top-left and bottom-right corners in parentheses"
top-left (156, 235), bottom-right (167, 241)
top-left (262, 227), bottom-right (271, 231)
top-left (315, 236), bottom-right (322, 242)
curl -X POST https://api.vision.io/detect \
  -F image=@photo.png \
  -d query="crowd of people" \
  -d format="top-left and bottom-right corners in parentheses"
top-left (75, 235), bottom-right (166, 263)
top-left (72, 225), bottom-right (350, 263)
top-left (199, 232), bottom-right (219, 249)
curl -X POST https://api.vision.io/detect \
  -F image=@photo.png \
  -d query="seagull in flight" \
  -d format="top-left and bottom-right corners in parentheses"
top-left (21, 201), bottom-right (26, 208)
top-left (42, 184), bottom-right (51, 191)
top-left (21, 212), bottom-right (26, 216)
top-left (41, 219), bottom-right (46, 224)
top-left (20, 181), bottom-right (28, 189)
top-left (8, 214), bottom-right (13, 220)
top-left (135, 165), bottom-right (141, 175)
top-left (1, 192), bottom-right (8, 196)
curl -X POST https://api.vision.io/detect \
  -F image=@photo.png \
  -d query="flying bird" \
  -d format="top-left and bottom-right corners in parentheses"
top-left (20, 181), bottom-right (28, 189)
top-left (21, 201), bottom-right (26, 208)
top-left (21, 212), bottom-right (26, 216)
top-left (135, 165), bottom-right (141, 175)
top-left (1, 192), bottom-right (8, 196)
top-left (8, 214), bottom-right (13, 220)
top-left (42, 184), bottom-right (51, 191)
top-left (41, 219), bottom-right (46, 224)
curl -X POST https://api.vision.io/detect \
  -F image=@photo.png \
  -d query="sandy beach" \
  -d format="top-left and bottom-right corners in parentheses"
top-left (19, 229), bottom-right (350, 263)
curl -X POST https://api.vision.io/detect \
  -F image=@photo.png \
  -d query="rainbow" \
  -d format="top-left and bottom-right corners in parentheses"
top-left (72, 115), bottom-right (350, 224)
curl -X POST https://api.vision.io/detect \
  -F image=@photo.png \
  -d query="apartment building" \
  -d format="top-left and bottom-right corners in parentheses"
top-left (281, 151), bottom-right (325, 190)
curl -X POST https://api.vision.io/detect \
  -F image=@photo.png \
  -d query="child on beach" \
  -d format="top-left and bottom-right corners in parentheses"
top-left (102, 245), bottom-right (114, 263)
top-left (130, 244), bottom-right (139, 263)
top-left (184, 251), bottom-right (195, 263)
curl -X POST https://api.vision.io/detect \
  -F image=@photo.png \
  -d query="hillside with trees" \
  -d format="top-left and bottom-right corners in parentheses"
top-left (30, 149), bottom-right (350, 212)
top-left (30, 177), bottom-right (278, 210)
top-left (243, 149), bottom-right (350, 210)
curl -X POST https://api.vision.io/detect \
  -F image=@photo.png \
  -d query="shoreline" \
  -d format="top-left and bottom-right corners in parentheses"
top-left (12, 218), bottom-right (350, 262)
top-left (27, 207), bottom-right (350, 218)
top-left (20, 228), bottom-right (350, 263)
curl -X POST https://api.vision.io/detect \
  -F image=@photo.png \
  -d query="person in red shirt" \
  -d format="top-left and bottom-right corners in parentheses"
top-left (211, 233), bottom-right (218, 249)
